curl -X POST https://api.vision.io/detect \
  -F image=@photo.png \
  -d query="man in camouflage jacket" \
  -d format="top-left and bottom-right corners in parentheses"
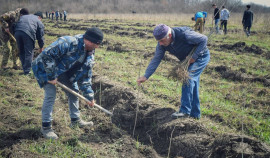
top-left (32, 27), bottom-right (103, 139)
top-left (0, 8), bottom-right (21, 69)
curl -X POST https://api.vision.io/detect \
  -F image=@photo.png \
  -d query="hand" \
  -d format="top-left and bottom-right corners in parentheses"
top-left (4, 28), bottom-right (9, 33)
top-left (137, 76), bottom-right (147, 86)
top-left (39, 48), bottom-right (43, 53)
top-left (47, 78), bottom-right (58, 85)
top-left (87, 99), bottom-right (95, 107)
top-left (189, 58), bottom-right (195, 64)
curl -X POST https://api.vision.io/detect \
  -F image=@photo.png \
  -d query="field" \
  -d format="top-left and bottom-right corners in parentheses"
top-left (0, 13), bottom-right (270, 157)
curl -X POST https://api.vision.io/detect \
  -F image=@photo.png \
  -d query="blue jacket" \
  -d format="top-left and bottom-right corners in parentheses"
top-left (195, 12), bottom-right (204, 21)
top-left (15, 14), bottom-right (45, 48)
top-left (144, 27), bottom-right (208, 79)
top-left (32, 34), bottom-right (95, 101)
top-left (201, 11), bottom-right (207, 18)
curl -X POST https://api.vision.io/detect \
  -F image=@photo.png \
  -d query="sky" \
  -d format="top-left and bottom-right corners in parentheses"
top-left (242, 0), bottom-right (270, 7)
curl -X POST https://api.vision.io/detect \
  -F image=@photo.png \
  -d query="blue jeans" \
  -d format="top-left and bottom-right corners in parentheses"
top-left (179, 50), bottom-right (210, 118)
top-left (215, 19), bottom-right (220, 34)
top-left (42, 74), bottom-right (80, 123)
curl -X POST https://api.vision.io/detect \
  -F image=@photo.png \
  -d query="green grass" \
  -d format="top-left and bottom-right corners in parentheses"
top-left (0, 14), bottom-right (269, 157)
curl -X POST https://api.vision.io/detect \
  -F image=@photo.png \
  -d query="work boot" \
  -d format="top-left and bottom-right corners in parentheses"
top-left (1, 65), bottom-right (8, 70)
top-left (70, 119), bottom-right (94, 128)
top-left (171, 112), bottom-right (189, 119)
top-left (41, 127), bottom-right (58, 139)
top-left (12, 65), bottom-right (21, 70)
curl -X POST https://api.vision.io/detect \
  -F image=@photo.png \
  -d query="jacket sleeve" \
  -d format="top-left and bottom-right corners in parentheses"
top-left (36, 20), bottom-right (45, 48)
top-left (242, 11), bottom-right (246, 24)
top-left (144, 44), bottom-right (165, 79)
top-left (41, 39), bottom-right (69, 81)
top-left (76, 56), bottom-right (95, 101)
top-left (185, 30), bottom-right (208, 60)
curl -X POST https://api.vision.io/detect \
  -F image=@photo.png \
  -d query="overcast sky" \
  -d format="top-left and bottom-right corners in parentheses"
top-left (242, 0), bottom-right (270, 7)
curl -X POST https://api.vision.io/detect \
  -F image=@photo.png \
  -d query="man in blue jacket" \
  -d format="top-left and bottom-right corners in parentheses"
top-left (137, 24), bottom-right (210, 119)
top-left (32, 27), bottom-right (103, 139)
top-left (15, 8), bottom-right (45, 75)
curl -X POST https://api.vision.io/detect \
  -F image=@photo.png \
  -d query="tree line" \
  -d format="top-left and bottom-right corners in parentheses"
top-left (1, 0), bottom-right (270, 15)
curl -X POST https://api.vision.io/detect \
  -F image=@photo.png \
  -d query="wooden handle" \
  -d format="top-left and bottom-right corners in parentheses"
top-left (56, 81), bottom-right (113, 116)
top-left (7, 32), bottom-right (16, 42)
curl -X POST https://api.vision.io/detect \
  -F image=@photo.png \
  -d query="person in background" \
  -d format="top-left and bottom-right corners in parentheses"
top-left (192, 11), bottom-right (204, 33)
top-left (63, 10), bottom-right (67, 21)
top-left (55, 10), bottom-right (59, 21)
top-left (51, 11), bottom-right (54, 20)
top-left (137, 24), bottom-right (210, 119)
top-left (60, 11), bottom-right (63, 20)
top-left (0, 8), bottom-right (21, 70)
top-left (14, 8), bottom-right (44, 75)
top-left (220, 6), bottom-right (230, 35)
top-left (201, 11), bottom-right (207, 27)
top-left (212, 4), bottom-right (220, 34)
top-left (32, 27), bottom-right (103, 139)
top-left (242, 5), bottom-right (253, 37)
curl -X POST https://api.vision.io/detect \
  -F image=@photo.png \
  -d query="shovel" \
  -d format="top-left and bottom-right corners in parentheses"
top-left (56, 81), bottom-right (113, 116)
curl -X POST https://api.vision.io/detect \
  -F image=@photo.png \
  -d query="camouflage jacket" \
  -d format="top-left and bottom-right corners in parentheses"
top-left (32, 34), bottom-right (95, 101)
top-left (0, 8), bottom-right (21, 41)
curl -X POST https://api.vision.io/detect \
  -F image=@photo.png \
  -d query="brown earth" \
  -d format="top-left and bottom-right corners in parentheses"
top-left (1, 68), bottom-right (270, 157)
top-left (91, 75), bottom-right (270, 157)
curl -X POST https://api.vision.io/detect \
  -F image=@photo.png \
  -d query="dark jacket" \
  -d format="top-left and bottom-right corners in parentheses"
top-left (242, 10), bottom-right (253, 27)
top-left (214, 8), bottom-right (220, 19)
top-left (15, 14), bottom-right (44, 48)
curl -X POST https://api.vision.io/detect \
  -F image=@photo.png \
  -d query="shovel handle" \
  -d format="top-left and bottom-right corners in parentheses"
top-left (7, 32), bottom-right (16, 42)
top-left (56, 81), bottom-right (113, 116)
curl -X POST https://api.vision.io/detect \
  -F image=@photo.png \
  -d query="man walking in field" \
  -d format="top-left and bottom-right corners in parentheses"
top-left (32, 27), bottom-right (103, 139)
top-left (137, 24), bottom-right (210, 119)
top-left (242, 5), bottom-right (253, 37)
top-left (220, 6), bottom-right (230, 35)
top-left (212, 4), bottom-right (220, 34)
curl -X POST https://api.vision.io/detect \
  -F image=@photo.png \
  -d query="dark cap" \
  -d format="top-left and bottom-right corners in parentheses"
top-left (247, 5), bottom-right (251, 8)
top-left (34, 11), bottom-right (43, 18)
top-left (20, 8), bottom-right (29, 15)
top-left (83, 27), bottom-right (103, 44)
top-left (153, 24), bottom-right (169, 40)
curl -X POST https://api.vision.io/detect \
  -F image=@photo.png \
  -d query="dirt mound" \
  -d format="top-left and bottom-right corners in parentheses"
top-left (219, 42), bottom-right (265, 56)
top-left (106, 42), bottom-right (130, 52)
top-left (213, 65), bottom-right (270, 87)
top-left (91, 75), bottom-right (270, 157)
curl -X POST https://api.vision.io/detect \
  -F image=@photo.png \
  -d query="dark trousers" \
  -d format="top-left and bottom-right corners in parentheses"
top-left (243, 25), bottom-right (251, 37)
top-left (220, 20), bottom-right (228, 34)
top-left (15, 31), bottom-right (34, 74)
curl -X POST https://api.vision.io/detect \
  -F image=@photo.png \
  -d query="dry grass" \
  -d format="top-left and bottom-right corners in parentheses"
top-left (68, 13), bottom-right (268, 30)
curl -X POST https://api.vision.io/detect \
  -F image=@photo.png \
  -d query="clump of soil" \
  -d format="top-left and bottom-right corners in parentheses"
top-left (106, 42), bottom-right (129, 53)
top-left (214, 65), bottom-right (270, 87)
top-left (219, 42), bottom-right (265, 56)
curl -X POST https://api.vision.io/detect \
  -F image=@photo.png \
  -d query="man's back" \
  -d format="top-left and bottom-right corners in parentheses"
top-left (214, 8), bottom-right (220, 19)
top-left (16, 14), bottom-right (44, 41)
top-left (242, 10), bottom-right (253, 27)
top-left (221, 9), bottom-right (230, 20)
